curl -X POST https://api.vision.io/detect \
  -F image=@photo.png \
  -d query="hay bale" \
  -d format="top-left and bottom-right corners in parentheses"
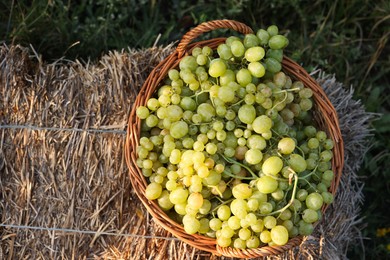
top-left (0, 44), bottom-right (374, 259)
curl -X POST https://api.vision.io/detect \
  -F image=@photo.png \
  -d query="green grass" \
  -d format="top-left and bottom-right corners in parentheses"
top-left (1, 0), bottom-right (389, 258)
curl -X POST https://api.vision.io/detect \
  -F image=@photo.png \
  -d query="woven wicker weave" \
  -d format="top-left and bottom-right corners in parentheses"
top-left (125, 20), bottom-right (344, 258)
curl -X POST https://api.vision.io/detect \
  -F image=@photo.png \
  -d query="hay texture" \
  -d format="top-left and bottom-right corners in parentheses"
top-left (0, 44), bottom-right (373, 259)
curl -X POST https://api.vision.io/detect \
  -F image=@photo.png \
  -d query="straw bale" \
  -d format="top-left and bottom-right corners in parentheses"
top-left (0, 44), bottom-right (374, 259)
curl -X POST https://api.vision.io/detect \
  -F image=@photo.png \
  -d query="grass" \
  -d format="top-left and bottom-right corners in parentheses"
top-left (1, 0), bottom-right (389, 258)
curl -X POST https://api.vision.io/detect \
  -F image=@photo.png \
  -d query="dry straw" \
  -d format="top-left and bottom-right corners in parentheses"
top-left (125, 20), bottom-right (345, 258)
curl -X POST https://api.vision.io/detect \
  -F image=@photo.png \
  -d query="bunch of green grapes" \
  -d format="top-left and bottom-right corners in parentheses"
top-left (135, 24), bottom-right (335, 249)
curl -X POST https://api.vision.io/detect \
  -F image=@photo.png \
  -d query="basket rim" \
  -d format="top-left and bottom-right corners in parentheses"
top-left (124, 19), bottom-right (344, 259)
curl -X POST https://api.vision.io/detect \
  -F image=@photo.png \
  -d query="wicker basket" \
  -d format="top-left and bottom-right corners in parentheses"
top-left (125, 20), bottom-right (344, 258)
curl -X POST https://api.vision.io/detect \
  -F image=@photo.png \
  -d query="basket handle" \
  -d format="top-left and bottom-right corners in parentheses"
top-left (176, 19), bottom-right (254, 57)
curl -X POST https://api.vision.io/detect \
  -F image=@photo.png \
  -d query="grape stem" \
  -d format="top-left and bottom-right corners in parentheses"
top-left (219, 154), bottom-right (258, 179)
top-left (273, 87), bottom-right (301, 94)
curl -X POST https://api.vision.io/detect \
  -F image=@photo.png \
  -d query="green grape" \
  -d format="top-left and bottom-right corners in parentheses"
top-left (220, 69), bottom-right (236, 86)
top-left (183, 215), bottom-right (200, 234)
top-left (180, 96), bottom-right (197, 111)
top-left (265, 57), bottom-right (282, 73)
top-left (320, 150), bottom-right (333, 162)
top-left (217, 43), bottom-right (233, 60)
top-left (318, 161), bottom-right (331, 172)
top-left (147, 98), bottom-right (160, 111)
top-left (225, 120), bottom-right (236, 131)
top-left (260, 230), bottom-right (272, 243)
top-left (288, 154), bottom-right (307, 173)
top-left (228, 216), bottom-right (242, 230)
top-left (199, 218), bottom-right (210, 234)
top-left (145, 114), bottom-right (158, 128)
top-left (169, 187), bottom-right (189, 205)
top-left (246, 135), bottom-right (266, 150)
top-left (316, 131), bottom-right (327, 142)
top-left (136, 106), bottom-right (150, 119)
top-left (244, 93), bottom-right (256, 105)
top-left (158, 190), bottom-right (174, 210)
top-left (179, 56), bottom-right (198, 71)
top-left (266, 49), bottom-right (283, 62)
top-left (257, 176), bottom-right (278, 194)
top-left (217, 236), bottom-right (232, 247)
top-left (251, 219), bottom-right (264, 233)
top-left (306, 158), bottom-right (317, 170)
top-left (170, 121), bottom-right (188, 139)
top-left (259, 202), bottom-right (273, 214)
top-left (321, 191), bottom-right (334, 204)
top-left (197, 103), bottom-right (215, 122)
top-left (324, 139), bottom-right (334, 150)
top-left (218, 86), bottom-right (235, 103)
top-left (269, 35), bottom-right (289, 50)
top-left (245, 46), bottom-right (265, 62)
top-left (299, 88), bottom-right (313, 99)
top-left (270, 225), bottom-right (289, 245)
top-left (217, 205), bottom-right (231, 221)
top-left (322, 170), bottom-right (334, 182)
top-left (244, 33), bottom-right (260, 48)
top-left (252, 115), bottom-right (272, 134)
top-left (255, 92), bottom-right (266, 104)
top-left (233, 238), bottom-right (247, 249)
top-left (271, 189), bottom-right (284, 201)
top-left (267, 25), bottom-right (279, 36)
top-left (256, 29), bottom-right (270, 45)
top-left (247, 198), bottom-right (260, 211)
top-left (304, 125), bottom-right (317, 138)
top-left (145, 182), bottom-right (163, 200)
top-left (280, 108), bottom-right (294, 121)
top-left (282, 220), bottom-right (294, 232)
top-left (239, 228), bottom-right (252, 241)
top-left (300, 98), bottom-right (313, 112)
top-left (187, 192), bottom-right (204, 210)
top-left (225, 109), bottom-right (236, 121)
top-left (245, 149), bottom-right (263, 165)
top-left (205, 143), bottom-right (218, 155)
top-left (302, 208), bottom-right (319, 223)
top-left (230, 40), bottom-right (245, 57)
top-left (246, 236), bottom-right (260, 248)
top-left (209, 58), bottom-right (227, 78)
top-left (296, 189), bottom-right (308, 201)
top-left (221, 226), bottom-right (235, 238)
top-left (196, 54), bottom-right (208, 66)
top-left (236, 68), bottom-right (252, 87)
top-left (202, 46), bottom-right (213, 56)
top-left (248, 61), bottom-right (266, 78)
top-left (209, 218), bottom-right (223, 231)
top-left (142, 159), bottom-right (153, 169)
top-left (168, 69), bottom-right (180, 81)
top-left (306, 192), bottom-right (324, 210)
top-left (158, 95), bottom-right (171, 107)
top-left (264, 216), bottom-right (277, 229)
top-left (232, 183), bottom-right (253, 199)
top-left (316, 182), bottom-right (328, 193)
top-left (278, 137), bottom-right (296, 154)
top-left (224, 147), bottom-right (236, 157)
top-left (262, 156), bottom-right (283, 175)
top-left (230, 199), bottom-right (248, 219)
top-left (298, 221), bottom-right (314, 235)
top-left (216, 130), bottom-right (227, 141)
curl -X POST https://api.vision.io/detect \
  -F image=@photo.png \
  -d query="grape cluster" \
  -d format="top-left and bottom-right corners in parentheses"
top-left (135, 24), bottom-right (335, 249)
